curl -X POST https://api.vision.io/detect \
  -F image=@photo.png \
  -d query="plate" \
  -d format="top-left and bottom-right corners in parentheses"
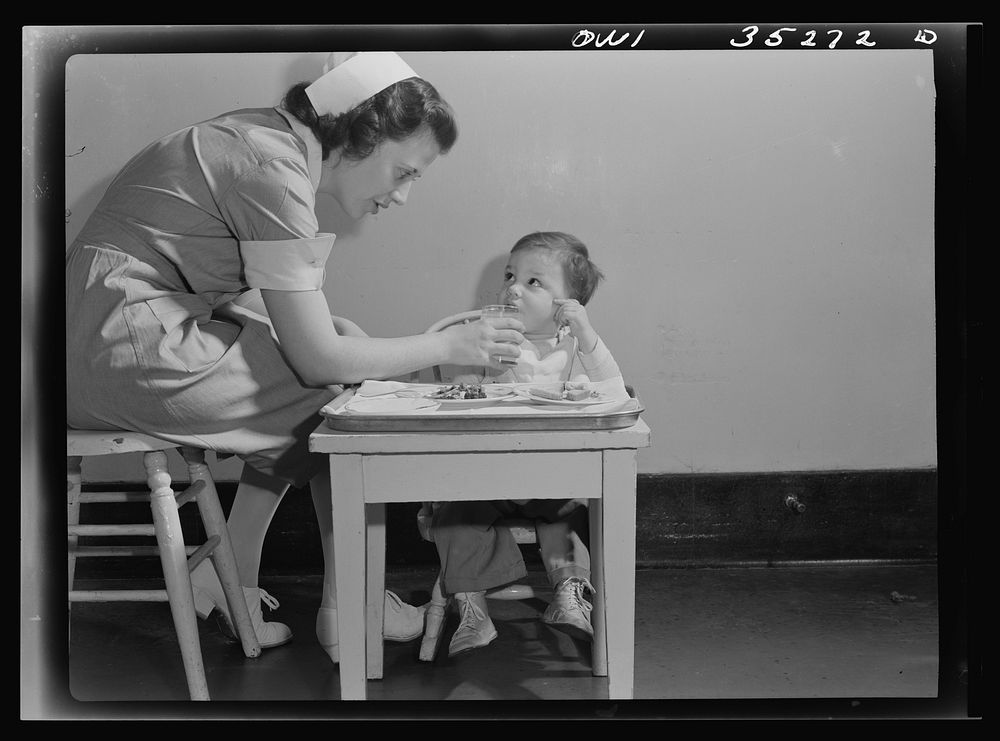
top-left (522, 391), bottom-right (616, 407)
top-left (421, 384), bottom-right (516, 408)
top-left (344, 397), bottom-right (440, 415)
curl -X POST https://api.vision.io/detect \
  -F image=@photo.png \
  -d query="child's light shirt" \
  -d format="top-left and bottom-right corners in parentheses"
top-left (443, 330), bottom-right (629, 506)
top-left (488, 329), bottom-right (630, 401)
top-left (490, 330), bottom-right (628, 505)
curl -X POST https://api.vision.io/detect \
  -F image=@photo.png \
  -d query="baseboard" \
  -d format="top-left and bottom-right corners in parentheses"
top-left (632, 469), bottom-right (937, 566)
top-left (73, 468), bottom-right (937, 579)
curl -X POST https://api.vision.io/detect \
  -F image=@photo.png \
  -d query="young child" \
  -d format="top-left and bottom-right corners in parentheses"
top-left (431, 231), bottom-right (629, 657)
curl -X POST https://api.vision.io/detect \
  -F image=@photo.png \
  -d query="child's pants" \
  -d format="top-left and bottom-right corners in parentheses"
top-left (431, 499), bottom-right (590, 594)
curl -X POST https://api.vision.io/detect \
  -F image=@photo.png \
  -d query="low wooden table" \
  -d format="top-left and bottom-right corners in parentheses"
top-left (309, 405), bottom-right (650, 700)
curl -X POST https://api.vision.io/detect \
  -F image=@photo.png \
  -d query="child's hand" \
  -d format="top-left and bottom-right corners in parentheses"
top-left (553, 299), bottom-right (598, 353)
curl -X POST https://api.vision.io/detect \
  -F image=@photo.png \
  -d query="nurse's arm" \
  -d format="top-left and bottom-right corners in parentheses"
top-left (230, 288), bottom-right (367, 337)
top-left (330, 315), bottom-right (369, 338)
top-left (262, 288), bottom-right (496, 386)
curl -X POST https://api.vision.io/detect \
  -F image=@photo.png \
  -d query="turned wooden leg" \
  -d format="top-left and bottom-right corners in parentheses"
top-left (180, 447), bottom-right (261, 660)
top-left (67, 456), bottom-right (82, 592)
top-left (145, 450), bottom-right (210, 701)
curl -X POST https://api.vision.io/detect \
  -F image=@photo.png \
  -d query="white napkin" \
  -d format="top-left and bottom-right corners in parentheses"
top-left (345, 397), bottom-right (440, 415)
top-left (355, 380), bottom-right (440, 397)
top-left (356, 380), bottom-right (409, 396)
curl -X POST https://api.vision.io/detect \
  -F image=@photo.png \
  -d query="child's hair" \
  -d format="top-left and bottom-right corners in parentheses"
top-left (510, 231), bottom-right (605, 305)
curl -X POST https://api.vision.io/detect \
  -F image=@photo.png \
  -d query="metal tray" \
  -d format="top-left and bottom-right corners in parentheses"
top-left (320, 386), bottom-right (645, 433)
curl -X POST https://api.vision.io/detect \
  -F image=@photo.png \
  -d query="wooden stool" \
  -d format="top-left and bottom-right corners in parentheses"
top-left (67, 429), bottom-right (261, 700)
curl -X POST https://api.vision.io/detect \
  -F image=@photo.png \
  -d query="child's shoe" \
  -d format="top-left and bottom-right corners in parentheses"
top-left (448, 591), bottom-right (497, 657)
top-left (541, 577), bottom-right (595, 641)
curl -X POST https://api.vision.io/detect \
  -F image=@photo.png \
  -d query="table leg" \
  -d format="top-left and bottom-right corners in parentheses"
top-left (588, 498), bottom-right (608, 677)
top-left (366, 503), bottom-right (386, 680)
top-left (602, 449), bottom-right (638, 700)
top-left (329, 454), bottom-right (368, 700)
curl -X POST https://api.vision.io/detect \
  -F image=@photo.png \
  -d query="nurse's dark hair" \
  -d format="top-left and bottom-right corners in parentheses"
top-left (510, 231), bottom-right (605, 306)
top-left (282, 77), bottom-right (458, 161)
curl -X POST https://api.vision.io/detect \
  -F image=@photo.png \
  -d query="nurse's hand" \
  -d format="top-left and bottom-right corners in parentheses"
top-left (441, 316), bottom-right (525, 369)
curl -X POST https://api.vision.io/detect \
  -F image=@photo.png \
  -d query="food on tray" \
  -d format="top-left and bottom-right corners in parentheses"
top-left (529, 387), bottom-right (566, 400)
top-left (529, 382), bottom-right (598, 401)
top-left (428, 383), bottom-right (487, 400)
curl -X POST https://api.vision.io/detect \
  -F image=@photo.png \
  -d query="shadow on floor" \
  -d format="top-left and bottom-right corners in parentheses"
top-left (52, 563), bottom-right (958, 719)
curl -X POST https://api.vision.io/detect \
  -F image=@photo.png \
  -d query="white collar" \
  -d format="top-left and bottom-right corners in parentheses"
top-left (275, 106), bottom-right (322, 193)
top-left (525, 325), bottom-right (573, 344)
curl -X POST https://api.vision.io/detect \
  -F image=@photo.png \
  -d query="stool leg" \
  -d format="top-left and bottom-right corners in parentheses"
top-left (145, 450), bottom-right (210, 701)
top-left (180, 447), bottom-right (261, 659)
top-left (67, 454), bottom-right (83, 651)
top-left (67, 456), bottom-right (82, 592)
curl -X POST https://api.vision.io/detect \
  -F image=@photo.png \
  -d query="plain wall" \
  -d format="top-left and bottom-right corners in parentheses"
top-left (63, 49), bottom-right (937, 480)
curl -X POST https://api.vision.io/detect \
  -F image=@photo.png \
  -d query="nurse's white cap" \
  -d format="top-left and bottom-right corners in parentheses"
top-left (305, 52), bottom-right (420, 117)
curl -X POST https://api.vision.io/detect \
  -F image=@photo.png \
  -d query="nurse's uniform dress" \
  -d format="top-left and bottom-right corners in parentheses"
top-left (66, 107), bottom-right (339, 488)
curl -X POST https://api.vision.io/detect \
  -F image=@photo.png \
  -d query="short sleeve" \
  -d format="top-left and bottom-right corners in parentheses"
top-left (222, 155), bottom-right (321, 242)
top-left (240, 233), bottom-right (336, 290)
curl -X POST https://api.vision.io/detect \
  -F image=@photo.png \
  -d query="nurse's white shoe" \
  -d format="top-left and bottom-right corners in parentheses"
top-left (192, 581), bottom-right (293, 649)
top-left (384, 590), bottom-right (428, 641)
top-left (315, 590), bottom-right (427, 664)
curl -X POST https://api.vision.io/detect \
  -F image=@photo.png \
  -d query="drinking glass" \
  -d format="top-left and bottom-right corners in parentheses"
top-left (481, 304), bottom-right (520, 365)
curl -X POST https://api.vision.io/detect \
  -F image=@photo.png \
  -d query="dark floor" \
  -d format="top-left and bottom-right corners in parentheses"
top-left (50, 561), bottom-right (961, 719)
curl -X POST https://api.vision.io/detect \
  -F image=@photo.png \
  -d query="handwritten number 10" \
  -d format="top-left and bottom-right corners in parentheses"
top-left (730, 26), bottom-right (876, 49)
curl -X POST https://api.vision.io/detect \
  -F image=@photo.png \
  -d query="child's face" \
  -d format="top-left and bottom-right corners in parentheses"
top-left (500, 248), bottom-right (571, 334)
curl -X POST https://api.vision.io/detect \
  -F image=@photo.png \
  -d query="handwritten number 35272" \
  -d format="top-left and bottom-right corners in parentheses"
top-left (730, 26), bottom-right (876, 49)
